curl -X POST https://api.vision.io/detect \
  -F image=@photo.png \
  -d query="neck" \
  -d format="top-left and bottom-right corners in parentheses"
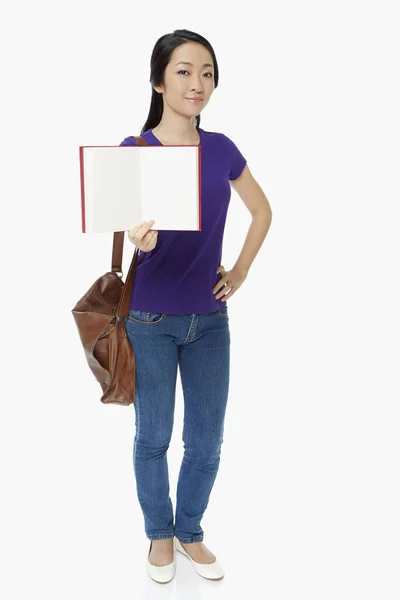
top-left (152, 116), bottom-right (199, 145)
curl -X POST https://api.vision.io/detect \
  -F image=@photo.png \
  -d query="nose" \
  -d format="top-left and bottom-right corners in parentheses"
top-left (189, 75), bottom-right (204, 94)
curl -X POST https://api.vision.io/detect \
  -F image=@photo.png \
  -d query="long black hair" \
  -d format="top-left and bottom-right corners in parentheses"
top-left (141, 29), bottom-right (219, 134)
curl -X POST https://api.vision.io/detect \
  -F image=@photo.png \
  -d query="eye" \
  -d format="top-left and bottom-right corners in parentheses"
top-left (177, 69), bottom-right (213, 78)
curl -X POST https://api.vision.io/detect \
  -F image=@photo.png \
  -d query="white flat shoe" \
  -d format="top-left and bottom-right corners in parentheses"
top-left (173, 536), bottom-right (225, 580)
top-left (146, 540), bottom-right (176, 584)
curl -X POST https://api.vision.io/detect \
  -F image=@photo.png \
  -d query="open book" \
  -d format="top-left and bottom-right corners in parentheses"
top-left (79, 144), bottom-right (202, 233)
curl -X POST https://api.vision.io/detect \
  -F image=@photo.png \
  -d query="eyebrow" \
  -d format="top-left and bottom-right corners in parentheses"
top-left (175, 61), bottom-right (214, 69)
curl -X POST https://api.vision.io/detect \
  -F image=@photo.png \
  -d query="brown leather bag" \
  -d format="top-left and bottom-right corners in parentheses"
top-left (71, 135), bottom-right (148, 405)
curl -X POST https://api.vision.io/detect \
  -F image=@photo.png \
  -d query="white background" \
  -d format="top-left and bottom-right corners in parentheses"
top-left (1, 1), bottom-right (399, 598)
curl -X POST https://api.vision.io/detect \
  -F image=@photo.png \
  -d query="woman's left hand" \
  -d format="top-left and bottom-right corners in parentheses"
top-left (213, 265), bottom-right (248, 301)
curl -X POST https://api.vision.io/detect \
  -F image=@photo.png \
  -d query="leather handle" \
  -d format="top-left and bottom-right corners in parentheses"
top-left (113, 135), bottom-right (149, 318)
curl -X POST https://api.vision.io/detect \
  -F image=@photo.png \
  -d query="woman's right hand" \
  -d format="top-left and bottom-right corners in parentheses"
top-left (127, 220), bottom-right (158, 252)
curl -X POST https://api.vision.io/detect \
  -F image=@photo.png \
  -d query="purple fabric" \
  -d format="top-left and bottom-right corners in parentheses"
top-left (119, 127), bottom-right (247, 314)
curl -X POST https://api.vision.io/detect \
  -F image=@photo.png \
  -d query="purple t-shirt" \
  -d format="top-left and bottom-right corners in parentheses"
top-left (119, 127), bottom-right (246, 314)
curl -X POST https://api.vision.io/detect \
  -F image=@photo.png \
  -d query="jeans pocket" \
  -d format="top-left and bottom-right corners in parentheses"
top-left (127, 309), bottom-right (166, 325)
top-left (217, 304), bottom-right (229, 317)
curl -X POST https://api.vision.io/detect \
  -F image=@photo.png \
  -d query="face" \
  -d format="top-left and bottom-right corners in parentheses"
top-left (154, 42), bottom-right (215, 121)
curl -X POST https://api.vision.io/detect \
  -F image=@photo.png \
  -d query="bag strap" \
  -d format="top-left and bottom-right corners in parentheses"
top-left (113, 135), bottom-right (149, 318)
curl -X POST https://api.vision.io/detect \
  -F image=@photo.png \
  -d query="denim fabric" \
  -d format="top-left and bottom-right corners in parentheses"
top-left (125, 305), bottom-right (230, 543)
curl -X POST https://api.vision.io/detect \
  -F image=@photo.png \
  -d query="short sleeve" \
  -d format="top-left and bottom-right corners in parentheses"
top-left (119, 136), bottom-right (137, 146)
top-left (221, 134), bottom-right (247, 180)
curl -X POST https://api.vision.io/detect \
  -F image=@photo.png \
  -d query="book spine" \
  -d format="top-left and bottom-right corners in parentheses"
top-left (79, 147), bottom-right (86, 233)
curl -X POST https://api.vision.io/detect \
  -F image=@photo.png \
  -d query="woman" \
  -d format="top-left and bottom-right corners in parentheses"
top-left (119, 29), bottom-right (272, 583)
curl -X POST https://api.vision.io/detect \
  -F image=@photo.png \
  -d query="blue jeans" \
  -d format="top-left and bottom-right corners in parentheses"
top-left (125, 304), bottom-right (230, 543)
